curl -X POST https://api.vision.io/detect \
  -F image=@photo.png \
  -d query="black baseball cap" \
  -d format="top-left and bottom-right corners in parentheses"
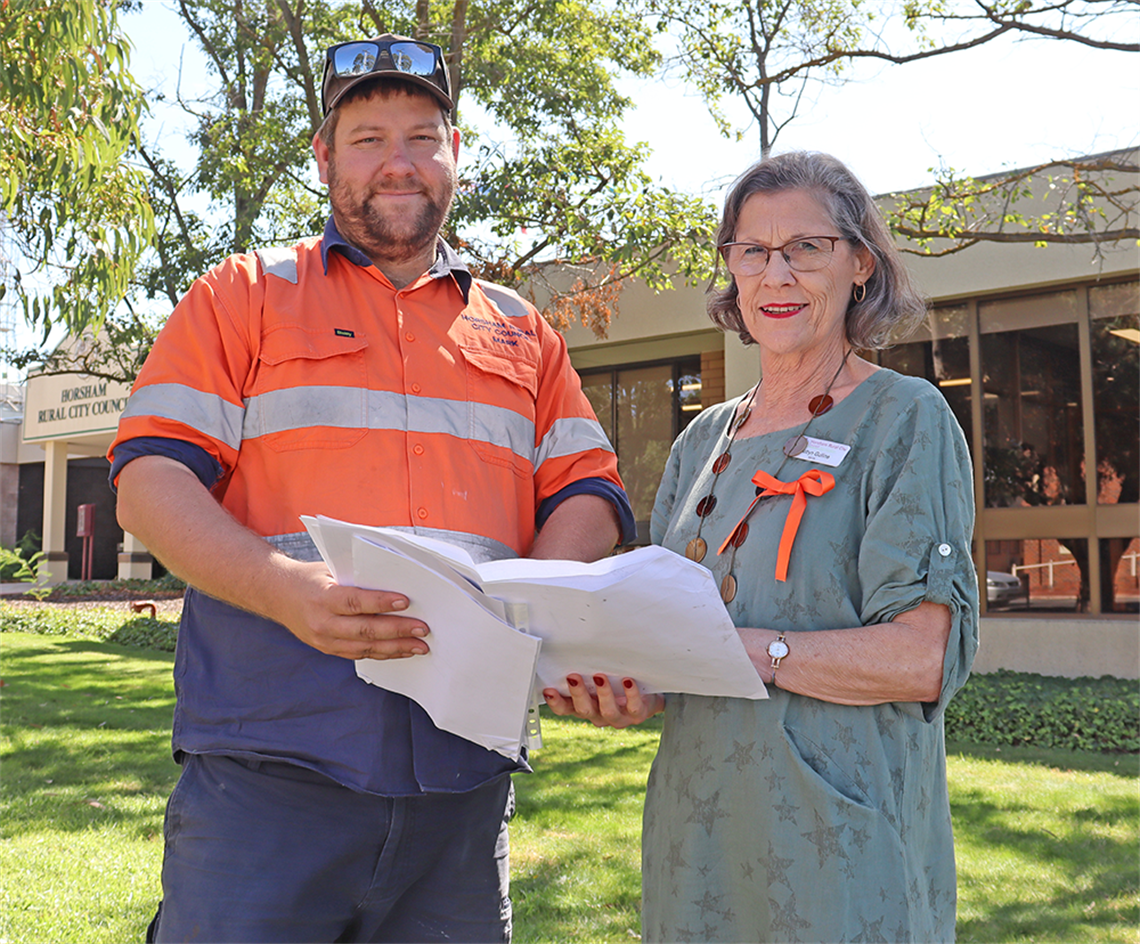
top-left (321, 35), bottom-right (453, 115)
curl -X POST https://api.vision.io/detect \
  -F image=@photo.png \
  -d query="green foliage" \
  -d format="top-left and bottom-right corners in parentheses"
top-left (887, 154), bottom-right (1139, 256)
top-left (0, 0), bottom-right (155, 336)
top-left (945, 669), bottom-right (1140, 754)
top-left (0, 603), bottom-right (180, 651)
top-left (132, 0), bottom-right (717, 349)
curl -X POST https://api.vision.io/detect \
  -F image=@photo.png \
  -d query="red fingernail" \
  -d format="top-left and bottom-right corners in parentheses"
top-left (568, 677), bottom-right (580, 687)
top-left (593, 675), bottom-right (606, 688)
top-left (623, 678), bottom-right (634, 690)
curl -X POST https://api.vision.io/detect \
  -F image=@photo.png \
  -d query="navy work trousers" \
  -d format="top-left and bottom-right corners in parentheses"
top-left (149, 753), bottom-right (514, 943)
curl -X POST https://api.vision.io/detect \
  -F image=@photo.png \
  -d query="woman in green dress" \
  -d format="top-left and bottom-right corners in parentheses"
top-left (544, 151), bottom-right (979, 942)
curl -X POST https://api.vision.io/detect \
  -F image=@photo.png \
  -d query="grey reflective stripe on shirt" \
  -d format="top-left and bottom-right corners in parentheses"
top-left (245, 385), bottom-right (538, 464)
top-left (121, 384), bottom-right (246, 451)
top-left (535, 416), bottom-right (614, 469)
top-left (244, 385), bottom-right (368, 436)
top-left (266, 527), bottom-right (516, 565)
top-left (127, 381), bottom-right (606, 473)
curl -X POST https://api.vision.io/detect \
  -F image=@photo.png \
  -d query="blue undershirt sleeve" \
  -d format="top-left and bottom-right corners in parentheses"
top-left (109, 437), bottom-right (224, 494)
top-left (535, 478), bottom-right (637, 546)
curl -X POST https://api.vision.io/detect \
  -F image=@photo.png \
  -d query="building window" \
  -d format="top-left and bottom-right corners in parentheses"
top-left (985, 537), bottom-right (1090, 612)
top-left (879, 278), bottom-right (1138, 617)
top-left (979, 290), bottom-right (1084, 509)
top-left (580, 356), bottom-right (703, 542)
top-left (878, 303), bottom-right (972, 444)
top-left (1090, 281), bottom-right (1139, 507)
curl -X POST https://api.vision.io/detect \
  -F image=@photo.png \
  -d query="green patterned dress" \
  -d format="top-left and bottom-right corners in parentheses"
top-left (643, 369), bottom-right (979, 943)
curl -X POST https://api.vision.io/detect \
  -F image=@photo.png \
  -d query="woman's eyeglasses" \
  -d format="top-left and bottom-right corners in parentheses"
top-left (719, 236), bottom-right (843, 276)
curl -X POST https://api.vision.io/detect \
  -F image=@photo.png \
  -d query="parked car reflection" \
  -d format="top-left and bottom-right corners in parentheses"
top-left (986, 570), bottom-right (1028, 608)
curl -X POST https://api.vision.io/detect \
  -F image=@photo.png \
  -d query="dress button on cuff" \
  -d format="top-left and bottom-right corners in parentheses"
top-left (938, 543), bottom-right (953, 557)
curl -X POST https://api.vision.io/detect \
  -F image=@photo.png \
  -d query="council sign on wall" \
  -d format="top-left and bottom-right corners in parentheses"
top-left (22, 372), bottom-right (133, 442)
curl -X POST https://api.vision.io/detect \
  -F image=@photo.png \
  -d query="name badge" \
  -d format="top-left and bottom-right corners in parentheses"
top-left (797, 436), bottom-right (851, 467)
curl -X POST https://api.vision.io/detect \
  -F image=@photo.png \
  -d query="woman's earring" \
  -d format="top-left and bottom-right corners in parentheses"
top-left (852, 282), bottom-right (867, 303)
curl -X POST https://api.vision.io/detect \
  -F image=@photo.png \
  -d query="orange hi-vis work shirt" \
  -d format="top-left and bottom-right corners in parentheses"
top-left (107, 231), bottom-right (630, 795)
top-left (112, 237), bottom-right (626, 562)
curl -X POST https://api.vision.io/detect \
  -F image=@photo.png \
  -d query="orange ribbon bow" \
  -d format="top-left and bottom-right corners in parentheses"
top-left (718, 468), bottom-right (835, 582)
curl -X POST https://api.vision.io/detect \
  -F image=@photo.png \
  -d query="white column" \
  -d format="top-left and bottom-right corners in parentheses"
top-left (118, 530), bottom-right (154, 580)
top-left (38, 440), bottom-right (70, 584)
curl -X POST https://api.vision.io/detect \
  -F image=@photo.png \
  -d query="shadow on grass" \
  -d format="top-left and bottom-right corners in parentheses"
top-left (2, 636), bottom-right (179, 838)
top-left (947, 739), bottom-right (1140, 778)
top-left (951, 779), bottom-right (1138, 942)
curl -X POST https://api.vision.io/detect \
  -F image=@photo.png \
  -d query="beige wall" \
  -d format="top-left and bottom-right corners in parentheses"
top-left (974, 617), bottom-right (1139, 679)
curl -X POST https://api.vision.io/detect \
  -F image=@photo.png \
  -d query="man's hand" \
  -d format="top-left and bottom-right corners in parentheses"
top-left (272, 560), bottom-right (430, 661)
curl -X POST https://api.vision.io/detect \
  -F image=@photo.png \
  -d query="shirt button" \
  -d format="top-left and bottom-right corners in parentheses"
top-left (938, 543), bottom-right (953, 557)
top-left (411, 383), bottom-right (422, 394)
top-left (417, 507), bottom-right (429, 520)
top-left (412, 444), bottom-right (424, 456)
top-left (405, 332), bottom-right (415, 342)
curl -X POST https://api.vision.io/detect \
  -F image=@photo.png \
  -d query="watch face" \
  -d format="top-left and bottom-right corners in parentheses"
top-left (768, 640), bottom-right (789, 659)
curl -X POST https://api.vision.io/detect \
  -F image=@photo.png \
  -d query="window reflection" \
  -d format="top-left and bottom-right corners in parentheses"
top-left (879, 304), bottom-right (973, 444)
top-left (1101, 537), bottom-right (1140, 614)
top-left (581, 357), bottom-right (702, 541)
top-left (985, 537), bottom-right (1090, 612)
top-left (1089, 281), bottom-right (1138, 506)
top-left (980, 292), bottom-right (1083, 509)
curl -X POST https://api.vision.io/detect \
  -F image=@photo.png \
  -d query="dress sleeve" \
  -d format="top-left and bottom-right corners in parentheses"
top-left (857, 383), bottom-right (980, 721)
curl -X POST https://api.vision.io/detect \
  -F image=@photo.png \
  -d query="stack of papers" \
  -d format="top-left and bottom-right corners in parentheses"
top-left (301, 515), bottom-right (766, 759)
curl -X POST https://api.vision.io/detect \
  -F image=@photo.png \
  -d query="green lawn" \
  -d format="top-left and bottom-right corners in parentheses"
top-left (2, 631), bottom-right (1137, 943)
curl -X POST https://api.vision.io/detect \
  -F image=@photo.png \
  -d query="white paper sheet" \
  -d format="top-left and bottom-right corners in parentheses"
top-left (349, 536), bottom-right (541, 759)
top-left (301, 517), bottom-right (767, 758)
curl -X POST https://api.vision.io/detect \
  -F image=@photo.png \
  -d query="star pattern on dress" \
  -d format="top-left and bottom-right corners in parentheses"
top-left (764, 841), bottom-right (794, 888)
top-left (774, 799), bottom-right (800, 823)
top-left (685, 789), bottom-right (730, 836)
top-left (666, 839), bottom-right (689, 871)
top-left (801, 810), bottom-right (849, 868)
top-left (851, 913), bottom-right (888, 942)
top-left (692, 889), bottom-right (724, 919)
top-left (724, 739), bottom-right (758, 772)
top-left (764, 769), bottom-right (786, 793)
top-left (709, 697), bottom-right (730, 718)
top-left (768, 891), bottom-right (812, 940)
top-left (740, 859), bottom-right (755, 881)
top-left (834, 721), bottom-right (858, 752)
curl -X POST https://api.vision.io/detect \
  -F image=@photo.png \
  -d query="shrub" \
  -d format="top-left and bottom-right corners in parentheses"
top-left (946, 669), bottom-right (1139, 753)
top-left (0, 604), bottom-right (178, 652)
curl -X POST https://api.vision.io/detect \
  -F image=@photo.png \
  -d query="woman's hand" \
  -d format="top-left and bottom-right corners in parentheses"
top-left (543, 674), bottom-right (665, 728)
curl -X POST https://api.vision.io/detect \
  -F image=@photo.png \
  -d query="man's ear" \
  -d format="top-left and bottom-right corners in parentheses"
top-left (313, 132), bottom-right (331, 185)
top-left (451, 126), bottom-right (460, 163)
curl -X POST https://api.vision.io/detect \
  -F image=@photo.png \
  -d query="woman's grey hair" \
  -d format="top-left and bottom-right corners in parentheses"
top-left (707, 151), bottom-right (926, 350)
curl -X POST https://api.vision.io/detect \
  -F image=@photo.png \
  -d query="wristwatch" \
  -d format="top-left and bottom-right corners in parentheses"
top-left (767, 633), bottom-right (789, 687)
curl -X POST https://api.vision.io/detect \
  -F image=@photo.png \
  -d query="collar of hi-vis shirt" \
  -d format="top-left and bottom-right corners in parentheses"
top-left (319, 215), bottom-right (473, 304)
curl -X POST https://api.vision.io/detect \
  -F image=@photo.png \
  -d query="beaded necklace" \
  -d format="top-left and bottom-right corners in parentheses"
top-left (685, 348), bottom-right (851, 602)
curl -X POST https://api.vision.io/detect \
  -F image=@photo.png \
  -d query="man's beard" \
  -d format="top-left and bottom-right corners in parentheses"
top-left (327, 159), bottom-right (455, 263)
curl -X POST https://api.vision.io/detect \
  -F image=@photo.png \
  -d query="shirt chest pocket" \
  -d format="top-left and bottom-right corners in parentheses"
top-left (461, 345), bottom-right (539, 478)
top-left (250, 325), bottom-right (369, 452)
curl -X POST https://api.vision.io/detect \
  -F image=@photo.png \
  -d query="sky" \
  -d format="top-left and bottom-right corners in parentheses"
top-left (4, 1), bottom-right (1138, 365)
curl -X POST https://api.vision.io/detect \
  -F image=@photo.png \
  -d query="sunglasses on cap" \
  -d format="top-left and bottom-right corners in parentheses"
top-left (321, 37), bottom-right (453, 115)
